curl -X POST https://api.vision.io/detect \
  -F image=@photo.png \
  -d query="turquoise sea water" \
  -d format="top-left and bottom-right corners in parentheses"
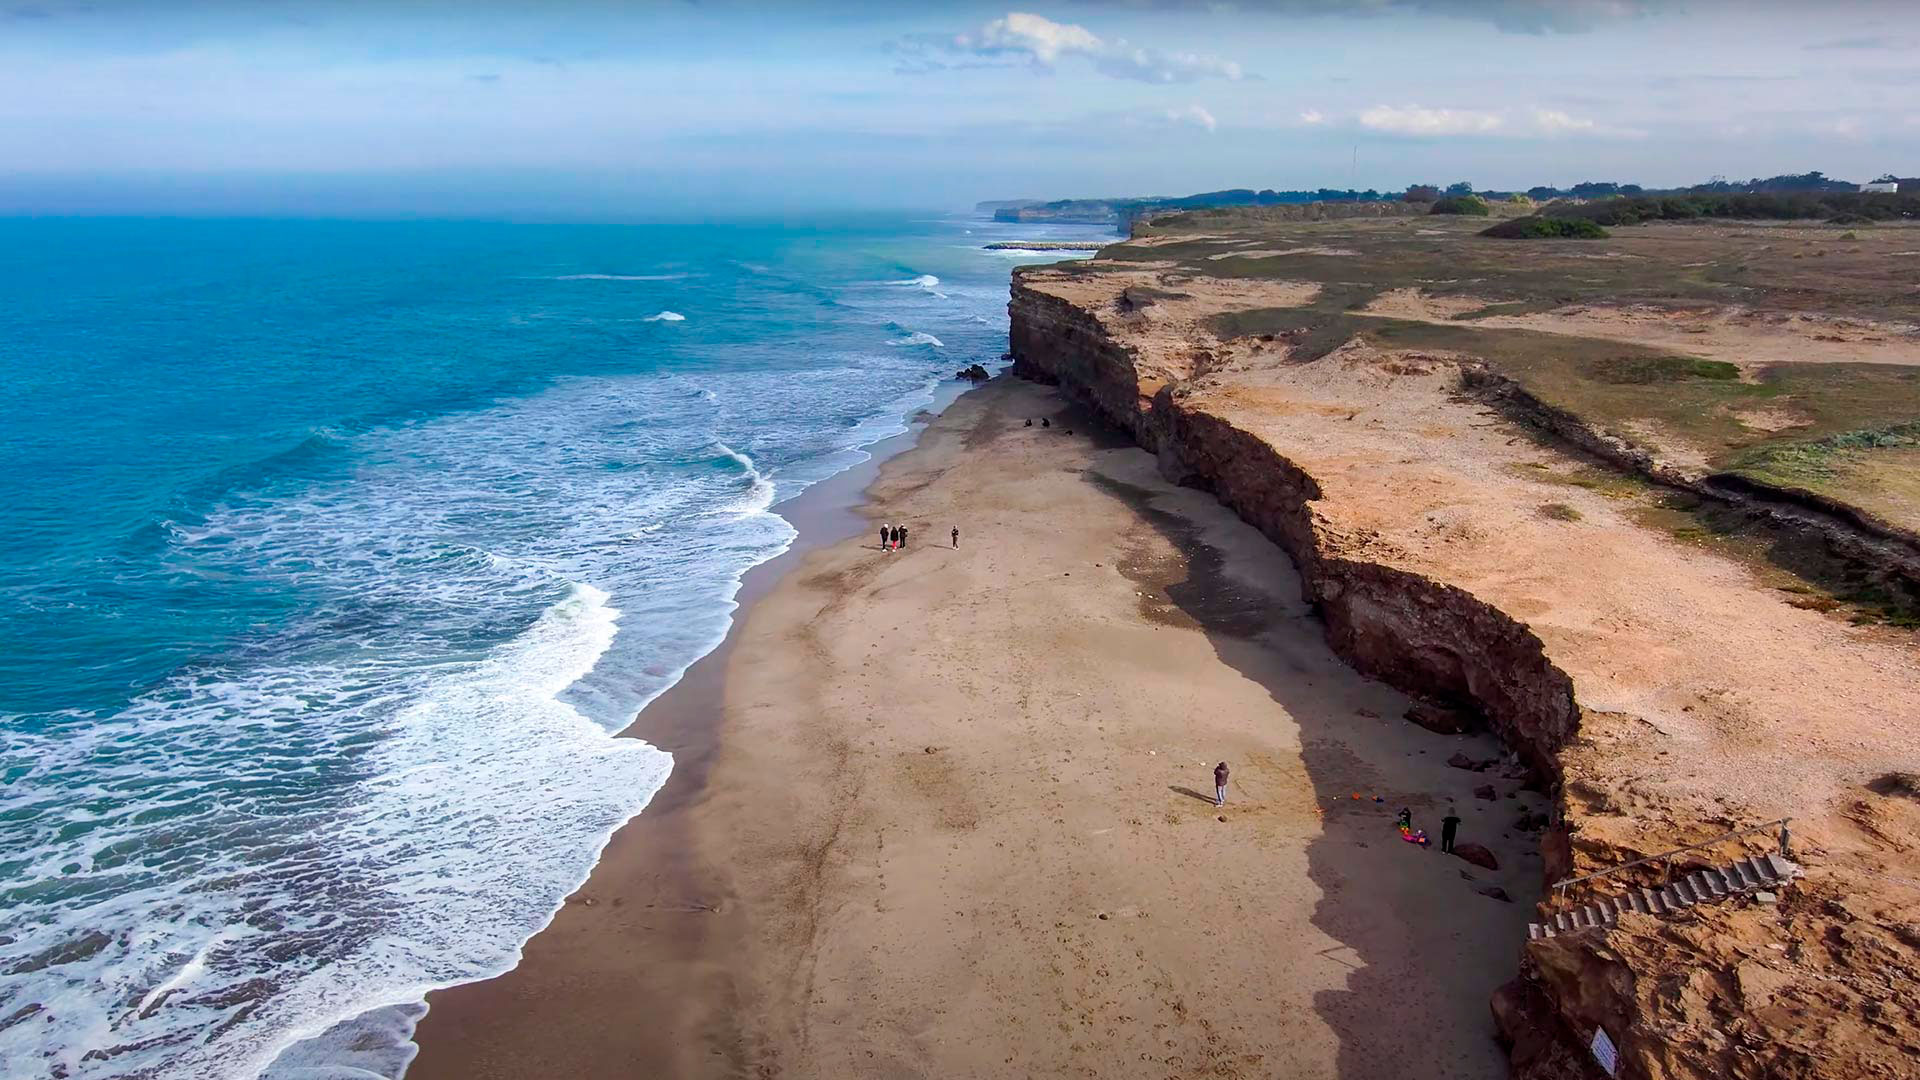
top-left (0, 215), bottom-right (1103, 1079)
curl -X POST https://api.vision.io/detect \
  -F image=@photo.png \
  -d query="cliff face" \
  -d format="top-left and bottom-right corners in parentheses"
top-left (1012, 270), bottom-right (1579, 784)
top-left (1005, 260), bottom-right (1920, 1080)
top-left (1154, 396), bottom-right (1579, 785)
top-left (1009, 285), bottom-right (1164, 451)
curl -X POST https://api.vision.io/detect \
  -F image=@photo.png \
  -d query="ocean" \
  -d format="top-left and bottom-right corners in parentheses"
top-left (0, 215), bottom-right (1104, 1079)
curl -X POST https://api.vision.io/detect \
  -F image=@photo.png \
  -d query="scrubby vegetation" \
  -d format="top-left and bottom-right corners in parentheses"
top-left (1430, 195), bottom-right (1492, 217)
top-left (1591, 355), bottom-right (1740, 385)
top-left (1728, 423), bottom-right (1920, 487)
top-left (1547, 191), bottom-right (1919, 226)
top-left (1480, 216), bottom-right (1609, 239)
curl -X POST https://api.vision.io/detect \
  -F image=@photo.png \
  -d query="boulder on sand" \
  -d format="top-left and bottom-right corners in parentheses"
top-left (1474, 783), bottom-right (1497, 800)
top-left (956, 363), bottom-right (991, 382)
top-left (1452, 842), bottom-right (1499, 871)
top-left (1405, 701), bottom-right (1471, 734)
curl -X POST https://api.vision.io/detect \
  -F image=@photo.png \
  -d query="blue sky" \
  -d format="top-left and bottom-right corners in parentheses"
top-left (0, 1), bottom-right (1913, 217)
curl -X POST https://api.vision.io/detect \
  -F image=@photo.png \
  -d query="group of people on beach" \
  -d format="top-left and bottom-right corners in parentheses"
top-left (1216, 763), bottom-right (1465, 852)
top-left (878, 523), bottom-right (961, 551)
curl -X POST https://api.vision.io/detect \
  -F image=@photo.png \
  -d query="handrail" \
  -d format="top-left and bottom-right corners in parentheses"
top-left (1550, 818), bottom-right (1791, 900)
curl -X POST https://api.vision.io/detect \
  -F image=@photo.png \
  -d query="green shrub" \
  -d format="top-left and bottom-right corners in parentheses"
top-left (1430, 195), bottom-right (1492, 216)
top-left (1591, 355), bottom-right (1740, 385)
top-left (1479, 216), bottom-right (1610, 239)
top-left (1546, 191), bottom-right (1919, 226)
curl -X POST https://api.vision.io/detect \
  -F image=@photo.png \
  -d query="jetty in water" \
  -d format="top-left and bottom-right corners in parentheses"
top-left (982, 241), bottom-right (1106, 251)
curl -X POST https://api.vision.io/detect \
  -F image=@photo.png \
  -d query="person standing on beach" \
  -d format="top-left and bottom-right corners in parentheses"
top-left (880, 523), bottom-right (890, 550)
top-left (899, 524), bottom-right (909, 549)
top-left (1441, 810), bottom-right (1461, 854)
top-left (951, 526), bottom-right (959, 548)
top-left (1214, 762), bottom-right (1229, 807)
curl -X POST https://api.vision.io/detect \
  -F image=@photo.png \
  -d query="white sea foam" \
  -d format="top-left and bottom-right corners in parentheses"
top-left (888, 273), bottom-right (947, 298)
top-left (978, 247), bottom-right (1099, 260)
top-left (550, 273), bottom-right (689, 281)
top-left (643, 311), bottom-right (686, 322)
top-left (1, 221), bottom-right (1024, 1080)
top-left (711, 442), bottom-right (779, 517)
top-left (0, 581), bottom-right (669, 1080)
top-left (886, 331), bottom-right (945, 347)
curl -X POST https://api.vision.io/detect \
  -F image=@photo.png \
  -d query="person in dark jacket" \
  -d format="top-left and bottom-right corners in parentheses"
top-left (1441, 810), bottom-right (1461, 854)
top-left (951, 527), bottom-right (959, 548)
top-left (1213, 762), bottom-right (1229, 807)
top-left (899, 524), bottom-right (909, 548)
top-left (880, 523), bottom-right (890, 550)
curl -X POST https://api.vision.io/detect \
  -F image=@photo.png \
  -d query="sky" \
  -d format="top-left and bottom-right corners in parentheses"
top-left (0, 0), bottom-right (1914, 218)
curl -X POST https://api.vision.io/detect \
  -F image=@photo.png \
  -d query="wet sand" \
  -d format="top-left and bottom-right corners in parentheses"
top-left (408, 376), bottom-right (1548, 1079)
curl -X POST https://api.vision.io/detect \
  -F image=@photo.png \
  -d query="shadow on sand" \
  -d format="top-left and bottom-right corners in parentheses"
top-left (1169, 784), bottom-right (1221, 806)
top-left (1075, 413), bottom-right (1540, 1078)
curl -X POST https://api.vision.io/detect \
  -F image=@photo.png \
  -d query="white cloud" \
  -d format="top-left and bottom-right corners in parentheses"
top-left (949, 11), bottom-right (1245, 83)
top-left (1168, 104), bottom-right (1218, 132)
top-left (1299, 108), bottom-right (1326, 125)
top-left (1115, 103), bottom-right (1219, 133)
top-left (1358, 104), bottom-right (1504, 136)
top-left (1354, 104), bottom-right (1639, 138)
top-left (1530, 108), bottom-right (1595, 134)
top-left (961, 11), bottom-right (1102, 63)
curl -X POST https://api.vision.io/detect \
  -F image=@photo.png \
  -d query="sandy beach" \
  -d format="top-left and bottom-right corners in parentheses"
top-left (409, 376), bottom-right (1551, 1079)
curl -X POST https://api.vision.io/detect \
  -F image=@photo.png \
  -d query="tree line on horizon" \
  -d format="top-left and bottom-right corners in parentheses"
top-left (996, 171), bottom-right (1915, 227)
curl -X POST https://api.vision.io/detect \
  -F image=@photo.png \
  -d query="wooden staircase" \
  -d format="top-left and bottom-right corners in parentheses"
top-left (1528, 852), bottom-right (1802, 941)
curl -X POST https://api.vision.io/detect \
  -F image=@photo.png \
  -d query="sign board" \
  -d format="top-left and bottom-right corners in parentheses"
top-left (1590, 1027), bottom-right (1619, 1077)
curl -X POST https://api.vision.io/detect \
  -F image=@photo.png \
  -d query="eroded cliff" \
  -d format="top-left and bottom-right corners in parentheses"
top-left (1006, 234), bottom-right (1920, 1080)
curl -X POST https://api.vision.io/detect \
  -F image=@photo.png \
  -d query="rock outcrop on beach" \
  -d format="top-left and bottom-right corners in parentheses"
top-left (1006, 212), bottom-right (1920, 1080)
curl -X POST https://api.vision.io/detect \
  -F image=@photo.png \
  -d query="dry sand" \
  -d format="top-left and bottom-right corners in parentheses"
top-left (1360, 287), bottom-right (1920, 370)
top-left (409, 377), bottom-right (1549, 1079)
